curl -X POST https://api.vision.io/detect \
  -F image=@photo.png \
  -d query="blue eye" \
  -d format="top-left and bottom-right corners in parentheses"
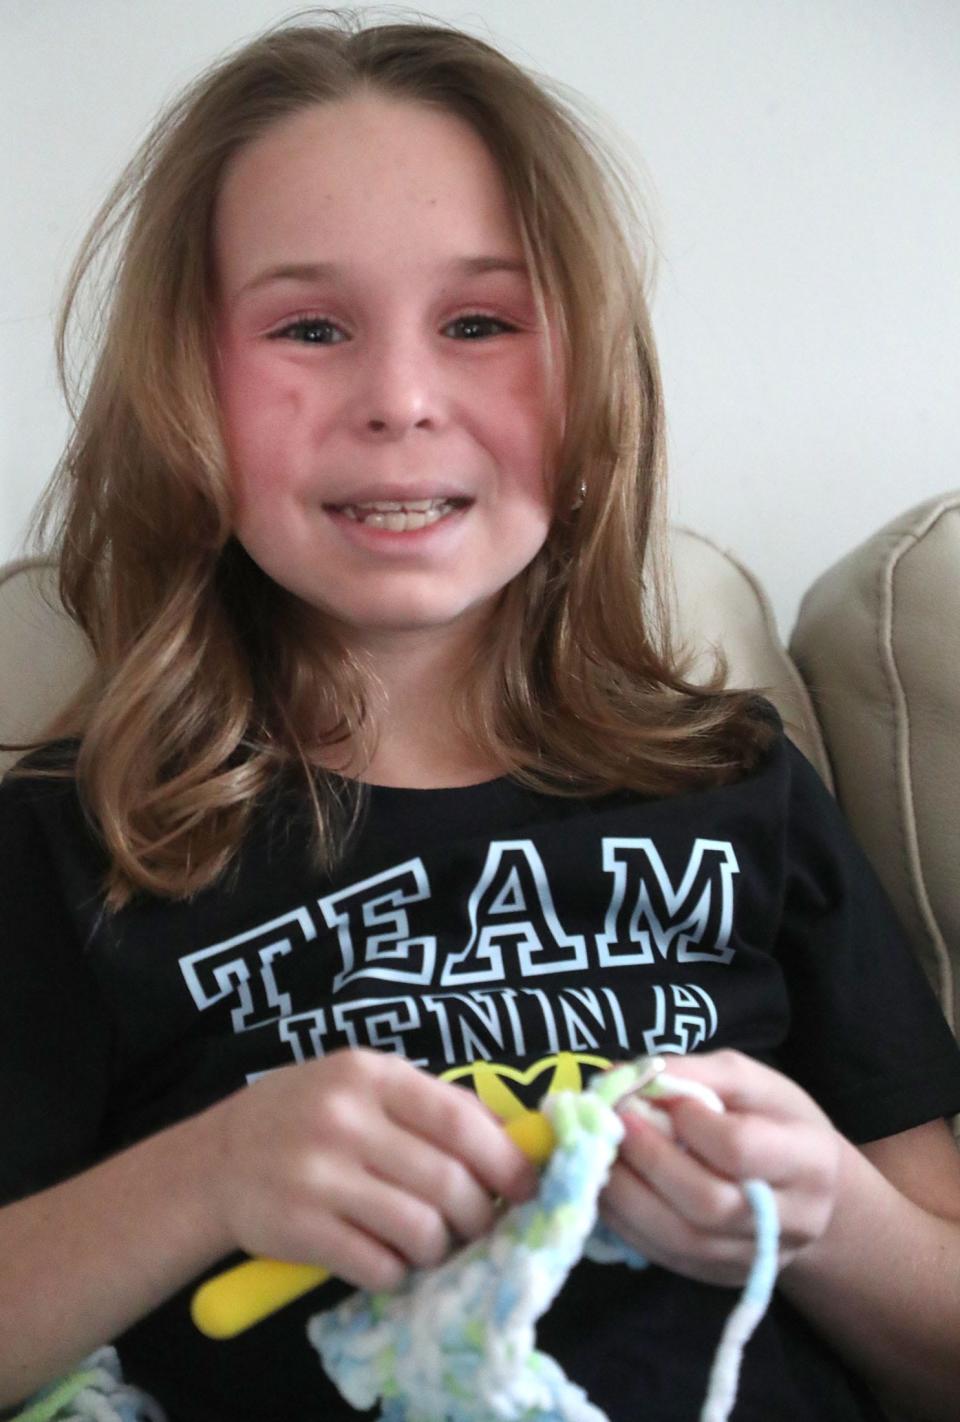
top-left (445, 314), bottom-right (514, 340)
top-left (272, 318), bottom-right (346, 344)
top-left (270, 313), bottom-right (515, 343)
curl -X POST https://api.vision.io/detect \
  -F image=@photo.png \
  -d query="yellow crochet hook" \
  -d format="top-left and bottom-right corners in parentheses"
top-left (190, 1108), bottom-right (556, 1340)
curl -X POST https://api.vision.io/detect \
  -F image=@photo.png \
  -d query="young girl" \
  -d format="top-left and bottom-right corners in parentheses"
top-left (2, 14), bottom-right (960, 1422)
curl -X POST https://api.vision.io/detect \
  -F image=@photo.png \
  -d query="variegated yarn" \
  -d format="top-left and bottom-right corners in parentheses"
top-left (309, 1062), bottom-right (779, 1422)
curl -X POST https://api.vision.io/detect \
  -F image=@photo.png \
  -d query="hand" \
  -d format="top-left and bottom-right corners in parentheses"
top-left (599, 1050), bottom-right (843, 1286)
top-left (206, 1048), bottom-right (539, 1292)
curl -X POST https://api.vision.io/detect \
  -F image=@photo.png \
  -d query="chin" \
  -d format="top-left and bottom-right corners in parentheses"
top-left (335, 601), bottom-right (489, 637)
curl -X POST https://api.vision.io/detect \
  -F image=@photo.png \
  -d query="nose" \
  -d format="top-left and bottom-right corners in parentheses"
top-left (349, 327), bottom-right (444, 439)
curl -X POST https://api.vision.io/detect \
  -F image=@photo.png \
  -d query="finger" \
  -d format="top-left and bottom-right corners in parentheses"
top-left (326, 1162), bottom-right (456, 1272)
top-left (318, 1222), bottom-right (408, 1293)
top-left (600, 1177), bottom-right (759, 1285)
top-left (668, 1099), bottom-right (829, 1194)
top-left (278, 1192), bottom-right (409, 1292)
top-left (616, 1110), bottom-right (756, 1238)
top-left (386, 1072), bottom-right (540, 1203)
top-left (672, 1106), bottom-right (839, 1251)
top-left (653, 1051), bottom-right (822, 1124)
top-left (362, 1117), bottom-right (498, 1243)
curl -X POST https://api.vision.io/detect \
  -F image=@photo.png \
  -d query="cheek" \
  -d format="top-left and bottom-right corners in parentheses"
top-left (507, 341), bottom-right (559, 464)
top-left (216, 342), bottom-right (306, 465)
top-left (507, 371), bottom-right (557, 508)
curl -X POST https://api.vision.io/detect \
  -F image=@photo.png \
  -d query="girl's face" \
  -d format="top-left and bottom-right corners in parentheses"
top-left (213, 94), bottom-right (558, 654)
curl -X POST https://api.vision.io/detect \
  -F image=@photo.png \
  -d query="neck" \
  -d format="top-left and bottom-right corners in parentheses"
top-left (316, 617), bottom-right (503, 789)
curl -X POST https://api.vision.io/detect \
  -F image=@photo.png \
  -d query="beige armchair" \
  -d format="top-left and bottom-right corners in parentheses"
top-left (2, 492), bottom-right (958, 1065)
top-left (791, 493), bottom-right (960, 1046)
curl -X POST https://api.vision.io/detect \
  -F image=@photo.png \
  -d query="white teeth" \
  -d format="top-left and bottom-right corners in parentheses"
top-left (336, 496), bottom-right (463, 532)
top-left (348, 498), bottom-right (452, 512)
top-left (365, 506), bottom-right (447, 531)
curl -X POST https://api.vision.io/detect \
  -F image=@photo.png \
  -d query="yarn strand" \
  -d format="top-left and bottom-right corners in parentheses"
top-left (700, 1178), bottom-right (780, 1422)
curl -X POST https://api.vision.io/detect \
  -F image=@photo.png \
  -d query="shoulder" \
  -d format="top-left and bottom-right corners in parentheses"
top-left (735, 717), bottom-right (874, 899)
top-left (0, 739), bottom-right (96, 859)
top-left (729, 698), bottom-right (832, 803)
top-left (689, 705), bottom-right (858, 881)
top-left (706, 699), bottom-right (821, 813)
top-left (1, 739), bottom-right (80, 808)
top-left (2, 736), bottom-right (80, 777)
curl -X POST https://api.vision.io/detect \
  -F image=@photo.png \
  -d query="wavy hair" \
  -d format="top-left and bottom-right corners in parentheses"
top-left (20, 9), bottom-right (774, 906)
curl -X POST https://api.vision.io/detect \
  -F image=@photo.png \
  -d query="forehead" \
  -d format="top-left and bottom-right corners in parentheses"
top-left (212, 94), bottom-right (525, 291)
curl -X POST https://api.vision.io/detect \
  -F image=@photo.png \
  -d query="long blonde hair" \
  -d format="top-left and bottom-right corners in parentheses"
top-left (24, 10), bottom-right (773, 907)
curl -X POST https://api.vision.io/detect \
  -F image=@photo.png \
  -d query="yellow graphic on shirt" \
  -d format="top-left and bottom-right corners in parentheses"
top-left (440, 1051), bottom-right (612, 1124)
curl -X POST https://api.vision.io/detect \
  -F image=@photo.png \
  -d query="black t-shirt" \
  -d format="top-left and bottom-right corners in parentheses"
top-left (2, 726), bottom-right (959, 1421)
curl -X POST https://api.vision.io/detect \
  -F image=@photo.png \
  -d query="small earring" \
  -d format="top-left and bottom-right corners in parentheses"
top-left (571, 480), bottom-right (587, 511)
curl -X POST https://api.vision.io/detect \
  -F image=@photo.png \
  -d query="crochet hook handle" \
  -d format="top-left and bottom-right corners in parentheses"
top-left (190, 1108), bottom-right (556, 1339)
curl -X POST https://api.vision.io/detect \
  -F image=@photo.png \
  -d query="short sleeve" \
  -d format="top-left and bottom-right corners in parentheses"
top-left (775, 744), bottom-right (960, 1143)
top-left (0, 772), bottom-right (115, 1204)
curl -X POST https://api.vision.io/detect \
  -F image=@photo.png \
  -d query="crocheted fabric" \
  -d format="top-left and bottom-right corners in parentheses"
top-left (309, 1064), bottom-right (778, 1422)
top-left (9, 1347), bottom-right (166, 1422)
top-left (309, 1087), bottom-right (628, 1422)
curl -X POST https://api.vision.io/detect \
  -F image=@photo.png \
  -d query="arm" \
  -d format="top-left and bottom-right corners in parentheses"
top-left (781, 1119), bottom-right (960, 1422)
top-left (600, 1050), bottom-right (960, 1422)
top-left (0, 1049), bottom-right (537, 1410)
top-left (0, 1109), bottom-right (226, 1408)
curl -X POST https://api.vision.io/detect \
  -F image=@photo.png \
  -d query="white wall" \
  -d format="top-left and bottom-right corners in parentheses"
top-left (3, 0), bottom-right (958, 636)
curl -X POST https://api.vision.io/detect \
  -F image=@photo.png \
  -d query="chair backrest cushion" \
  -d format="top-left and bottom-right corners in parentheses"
top-left (0, 558), bottom-right (93, 773)
top-left (670, 527), bottom-right (832, 785)
top-left (790, 492), bottom-right (960, 1034)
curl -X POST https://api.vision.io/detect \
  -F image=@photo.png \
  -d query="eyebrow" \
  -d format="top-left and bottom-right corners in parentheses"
top-left (235, 255), bottom-right (529, 300)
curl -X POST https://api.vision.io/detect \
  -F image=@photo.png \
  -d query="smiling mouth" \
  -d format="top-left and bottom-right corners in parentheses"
top-left (325, 497), bottom-right (471, 531)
